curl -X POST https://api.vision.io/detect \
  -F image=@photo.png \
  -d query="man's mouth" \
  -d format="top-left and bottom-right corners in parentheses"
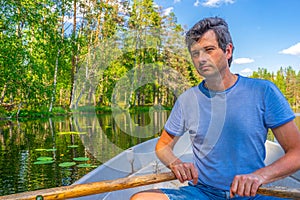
top-left (199, 65), bottom-right (209, 71)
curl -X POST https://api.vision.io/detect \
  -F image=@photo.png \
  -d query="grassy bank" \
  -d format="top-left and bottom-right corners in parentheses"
top-left (0, 105), bottom-right (173, 120)
top-left (1, 104), bottom-right (299, 121)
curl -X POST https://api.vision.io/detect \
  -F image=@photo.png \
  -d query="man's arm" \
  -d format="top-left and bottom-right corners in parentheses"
top-left (257, 120), bottom-right (300, 182)
top-left (230, 120), bottom-right (300, 197)
top-left (155, 129), bottom-right (198, 184)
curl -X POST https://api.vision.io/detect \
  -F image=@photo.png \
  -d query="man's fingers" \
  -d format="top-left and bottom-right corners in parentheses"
top-left (170, 162), bottom-right (198, 183)
top-left (176, 167), bottom-right (186, 182)
top-left (172, 164), bottom-right (187, 182)
top-left (183, 163), bottom-right (193, 180)
top-left (190, 164), bottom-right (198, 185)
top-left (250, 179), bottom-right (261, 196)
top-left (231, 175), bottom-right (246, 197)
top-left (230, 174), bottom-right (264, 197)
top-left (230, 178), bottom-right (238, 198)
top-left (183, 163), bottom-right (198, 183)
top-left (244, 181), bottom-right (253, 196)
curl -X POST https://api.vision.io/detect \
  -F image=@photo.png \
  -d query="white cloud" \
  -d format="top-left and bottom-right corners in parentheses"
top-left (202, 0), bottom-right (235, 7)
top-left (233, 58), bottom-right (255, 64)
top-left (194, 0), bottom-right (200, 7)
top-left (174, 0), bottom-right (181, 3)
top-left (153, 2), bottom-right (160, 9)
top-left (162, 7), bottom-right (174, 16)
top-left (240, 68), bottom-right (253, 77)
top-left (279, 42), bottom-right (300, 56)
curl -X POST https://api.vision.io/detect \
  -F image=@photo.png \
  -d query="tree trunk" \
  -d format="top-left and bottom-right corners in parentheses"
top-left (69, 0), bottom-right (77, 109)
top-left (49, 50), bottom-right (60, 112)
top-left (0, 83), bottom-right (7, 104)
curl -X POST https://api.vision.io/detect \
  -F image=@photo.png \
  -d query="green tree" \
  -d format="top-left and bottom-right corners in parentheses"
top-left (273, 67), bottom-right (286, 93)
top-left (285, 66), bottom-right (297, 107)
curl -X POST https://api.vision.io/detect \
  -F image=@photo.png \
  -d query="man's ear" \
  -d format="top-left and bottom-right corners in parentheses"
top-left (226, 43), bottom-right (233, 60)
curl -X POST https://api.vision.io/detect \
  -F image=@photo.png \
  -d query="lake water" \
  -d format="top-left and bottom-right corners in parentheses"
top-left (0, 111), bottom-right (299, 196)
top-left (0, 110), bottom-right (169, 196)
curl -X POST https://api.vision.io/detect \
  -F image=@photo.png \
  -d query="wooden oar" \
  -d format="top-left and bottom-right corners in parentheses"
top-left (0, 172), bottom-right (299, 200)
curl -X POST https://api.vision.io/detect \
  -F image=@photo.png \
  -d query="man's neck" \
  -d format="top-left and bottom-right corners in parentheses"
top-left (204, 73), bottom-right (237, 91)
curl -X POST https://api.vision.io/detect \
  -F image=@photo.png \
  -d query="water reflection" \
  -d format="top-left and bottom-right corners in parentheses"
top-left (75, 109), bottom-right (168, 163)
top-left (0, 111), bottom-right (169, 195)
top-left (0, 112), bottom-right (299, 196)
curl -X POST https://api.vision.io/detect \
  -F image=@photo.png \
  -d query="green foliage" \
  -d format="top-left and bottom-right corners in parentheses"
top-left (267, 129), bottom-right (275, 141)
top-left (57, 132), bottom-right (86, 135)
top-left (59, 162), bottom-right (76, 167)
top-left (73, 157), bottom-right (90, 161)
top-left (37, 157), bottom-right (53, 161)
top-left (33, 160), bottom-right (54, 165)
top-left (76, 164), bottom-right (97, 168)
top-left (1, 0), bottom-right (300, 119)
top-left (67, 145), bottom-right (79, 148)
top-left (52, 107), bottom-right (68, 115)
top-left (0, 106), bottom-right (8, 119)
top-left (250, 67), bottom-right (300, 108)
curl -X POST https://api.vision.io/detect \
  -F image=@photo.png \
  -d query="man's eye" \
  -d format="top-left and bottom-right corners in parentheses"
top-left (192, 52), bottom-right (199, 57)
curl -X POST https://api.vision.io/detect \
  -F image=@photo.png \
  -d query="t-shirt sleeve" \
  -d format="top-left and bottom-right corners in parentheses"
top-left (164, 98), bottom-right (186, 136)
top-left (264, 82), bottom-right (295, 129)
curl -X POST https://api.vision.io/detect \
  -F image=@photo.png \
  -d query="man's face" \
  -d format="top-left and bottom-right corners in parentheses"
top-left (190, 30), bottom-right (233, 78)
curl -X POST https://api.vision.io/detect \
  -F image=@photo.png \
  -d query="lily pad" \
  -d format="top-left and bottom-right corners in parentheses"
top-left (77, 164), bottom-right (97, 168)
top-left (57, 131), bottom-right (87, 135)
top-left (68, 145), bottom-right (79, 148)
top-left (37, 157), bottom-right (53, 161)
top-left (73, 157), bottom-right (90, 162)
top-left (46, 148), bottom-right (57, 152)
top-left (59, 162), bottom-right (76, 167)
top-left (34, 160), bottom-right (54, 165)
top-left (35, 148), bottom-right (47, 151)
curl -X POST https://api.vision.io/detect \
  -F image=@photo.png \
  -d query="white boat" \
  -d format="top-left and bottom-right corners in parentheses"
top-left (71, 133), bottom-right (300, 199)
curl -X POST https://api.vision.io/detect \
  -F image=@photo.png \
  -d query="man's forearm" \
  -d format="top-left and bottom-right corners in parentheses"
top-left (155, 130), bottom-right (199, 184)
top-left (155, 140), bottom-right (182, 168)
top-left (254, 149), bottom-right (300, 184)
top-left (259, 121), bottom-right (300, 184)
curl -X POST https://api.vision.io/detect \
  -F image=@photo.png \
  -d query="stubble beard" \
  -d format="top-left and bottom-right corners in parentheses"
top-left (196, 64), bottom-right (220, 80)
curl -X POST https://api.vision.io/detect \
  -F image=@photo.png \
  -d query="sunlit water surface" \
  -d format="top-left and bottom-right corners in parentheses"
top-left (0, 112), bottom-right (299, 196)
top-left (0, 111), bottom-right (168, 196)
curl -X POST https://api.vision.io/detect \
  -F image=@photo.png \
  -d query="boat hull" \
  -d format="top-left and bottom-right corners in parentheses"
top-left (72, 134), bottom-right (300, 199)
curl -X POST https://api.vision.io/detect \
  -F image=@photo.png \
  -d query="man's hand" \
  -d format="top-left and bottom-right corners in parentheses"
top-left (169, 160), bottom-right (198, 185)
top-left (156, 130), bottom-right (198, 185)
top-left (230, 173), bottom-right (265, 198)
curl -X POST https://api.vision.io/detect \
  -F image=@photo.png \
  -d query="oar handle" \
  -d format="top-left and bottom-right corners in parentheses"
top-left (0, 172), bottom-right (176, 200)
top-left (0, 172), bottom-right (299, 199)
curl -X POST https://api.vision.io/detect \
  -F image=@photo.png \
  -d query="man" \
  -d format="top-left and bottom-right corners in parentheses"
top-left (131, 17), bottom-right (300, 199)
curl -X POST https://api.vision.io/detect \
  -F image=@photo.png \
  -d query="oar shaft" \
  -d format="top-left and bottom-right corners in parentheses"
top-left (257, 187), bottom-right (300, 198)
top-left (0, 172), bottom-right (176, 200)
top-left (0, 172), bottom-right (299, 199)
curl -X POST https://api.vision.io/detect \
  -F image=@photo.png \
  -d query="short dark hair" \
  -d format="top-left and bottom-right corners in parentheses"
top-left (185, 17), bottom-right (234, 66)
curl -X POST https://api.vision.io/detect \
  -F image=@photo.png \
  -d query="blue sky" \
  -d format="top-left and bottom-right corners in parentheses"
top-left (155, 0), bottom-right (300, 76)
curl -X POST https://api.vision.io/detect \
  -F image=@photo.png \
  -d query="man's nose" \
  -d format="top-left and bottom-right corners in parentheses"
top-left (197, 51), bottom-right (208, 64)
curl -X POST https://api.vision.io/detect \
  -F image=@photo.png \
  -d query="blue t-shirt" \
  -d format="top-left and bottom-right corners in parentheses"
top-left (164, 75), bottom-right (295, 190)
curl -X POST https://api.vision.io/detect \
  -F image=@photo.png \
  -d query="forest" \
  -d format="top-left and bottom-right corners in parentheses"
top-left (0, 0), bottom-right (299, 119)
